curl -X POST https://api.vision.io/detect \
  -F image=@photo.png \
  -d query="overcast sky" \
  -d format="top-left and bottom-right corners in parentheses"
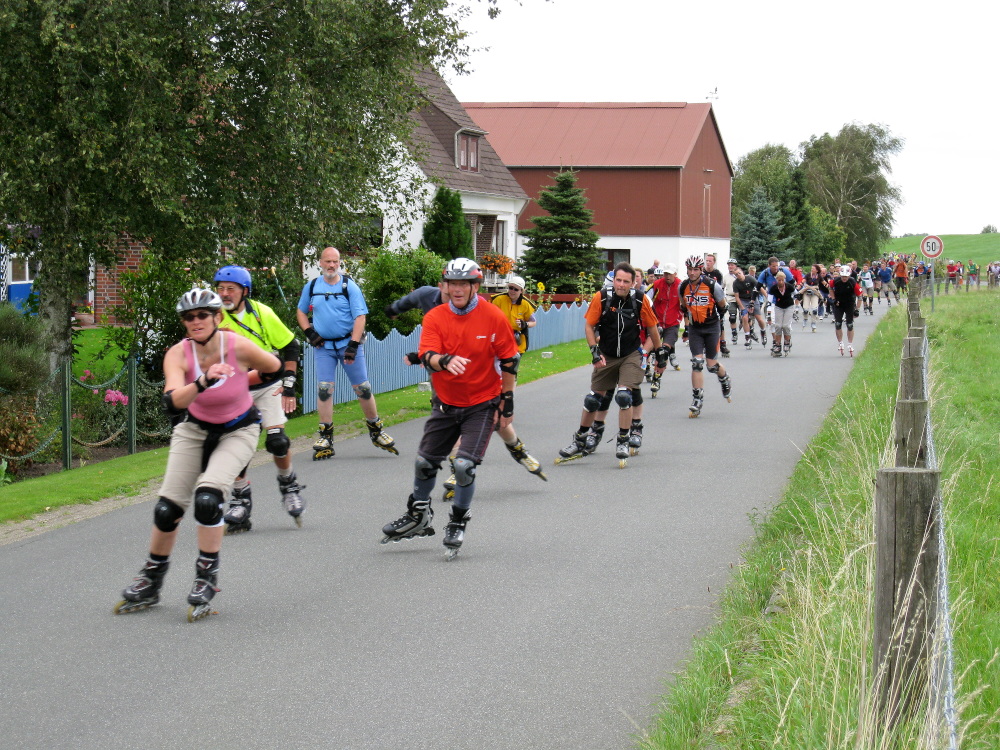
top-left (446, 0), bottom-right (998, 237)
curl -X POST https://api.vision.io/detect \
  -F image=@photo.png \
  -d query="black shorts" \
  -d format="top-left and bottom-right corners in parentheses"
top-left (688, 324), bottom-right (720, 359)
top-left (418, 397), bottom-right (498, 465)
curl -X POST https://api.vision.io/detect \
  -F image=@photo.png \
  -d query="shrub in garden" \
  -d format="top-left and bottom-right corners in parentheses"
top-left (0, 303), bottom-right (50, 473)
top-left (359, 245), bottom-right (449, 339)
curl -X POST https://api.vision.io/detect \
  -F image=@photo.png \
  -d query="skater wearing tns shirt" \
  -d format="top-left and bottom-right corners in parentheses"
top-left (114, 290), bottom-right (281, 622)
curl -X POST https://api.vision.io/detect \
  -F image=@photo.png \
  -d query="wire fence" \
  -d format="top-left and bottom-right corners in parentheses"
top-left (871, 275), bottom-right (957, 747)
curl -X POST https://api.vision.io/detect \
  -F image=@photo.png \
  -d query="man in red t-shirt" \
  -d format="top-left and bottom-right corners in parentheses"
top-left (380, 258), bottom-right (521, 560)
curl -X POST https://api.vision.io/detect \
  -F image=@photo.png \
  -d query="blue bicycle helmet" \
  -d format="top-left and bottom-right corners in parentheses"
top-left (214, 265), bottom-right (252, 294)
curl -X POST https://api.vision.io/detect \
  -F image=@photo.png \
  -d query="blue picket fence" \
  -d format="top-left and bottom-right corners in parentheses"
top-left (301, 301), bottom-right (585, 413)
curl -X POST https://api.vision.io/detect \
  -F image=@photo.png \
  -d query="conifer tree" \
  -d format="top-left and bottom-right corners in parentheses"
top-left (732, 187), bottom-right (789, 269)
top-left (517, 170), bottom-right (603, 293)
top-left (422, 187), bottom-right (473, 260)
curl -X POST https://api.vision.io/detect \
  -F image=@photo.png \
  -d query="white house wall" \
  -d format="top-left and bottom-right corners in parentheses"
top-left (512, 233), bottom-right (731, 276)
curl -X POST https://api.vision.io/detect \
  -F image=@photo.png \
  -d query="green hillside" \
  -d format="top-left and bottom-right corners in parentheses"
top-left (883, 233), bottom-right (1000, 265)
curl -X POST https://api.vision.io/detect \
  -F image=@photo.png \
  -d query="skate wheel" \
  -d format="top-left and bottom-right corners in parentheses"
top-left (444, 547), bottom-right (460, 562)
top-left (294, 516), bottom-right (303, 528)
top-left (650, 392), bottom-right (657, 398)
top-left (618, 459), bottom-right (627, 469)
top-left (113, 599), bottom-right (142, 615)
top-left (629, 447), bottom-right (639, 456)
top-left (186, 604), bottom-right (215, 623)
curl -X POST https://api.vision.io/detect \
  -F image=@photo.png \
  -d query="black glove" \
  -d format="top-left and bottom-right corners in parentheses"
top-left (304, 327), bottom-right (324, 348)
top-left (517, 319), bottom-right (528, 331)
top-left (383, 304), bottom-right (396, 319)
top-left (589, 344), bottom-right (603, 364)
top-left (405, 351), bottom-right (421, 365)
top-left (437, 353), bottom-right (454, 371)
top-left (499, 390), bottom-right (514, 418)
top-left (655, 346), bottom-right (668, 369)
top-left (344, 339), bottom-right (360, 364)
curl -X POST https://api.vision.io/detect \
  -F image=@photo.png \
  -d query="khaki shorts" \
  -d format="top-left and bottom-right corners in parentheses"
top-left (158, 420), bottom-right (261, 509)
top-left (251, 384), bottom-right (286, 428)
top-left (591, 350), bottom-right (644, 392)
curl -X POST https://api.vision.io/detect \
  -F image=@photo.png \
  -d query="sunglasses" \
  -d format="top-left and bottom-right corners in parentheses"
top-left (181, 311), bottom-right (214, 322)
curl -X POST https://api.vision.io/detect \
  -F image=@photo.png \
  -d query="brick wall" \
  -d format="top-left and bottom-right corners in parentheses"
top-left (93, 237), bottom-right (145, 325)
top-left (468, 214), bottom-right (496, 257)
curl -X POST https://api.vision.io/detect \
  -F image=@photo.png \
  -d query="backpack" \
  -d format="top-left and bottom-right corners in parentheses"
top-left (599, 287), bottom-right (644, 319)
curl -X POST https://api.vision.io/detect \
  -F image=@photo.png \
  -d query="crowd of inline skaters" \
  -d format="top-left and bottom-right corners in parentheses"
top-left (113, 248), bottom-right (995, 617)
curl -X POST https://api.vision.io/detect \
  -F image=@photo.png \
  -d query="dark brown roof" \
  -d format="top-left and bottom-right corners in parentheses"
top-left (462, 102), bottom-right (732, 172)
top-left (410, 68), bottom-right (528, 201)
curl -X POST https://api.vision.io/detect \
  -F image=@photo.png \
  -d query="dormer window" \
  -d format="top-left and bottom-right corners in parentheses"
top-left (458, 132), bottom-right (480, 172)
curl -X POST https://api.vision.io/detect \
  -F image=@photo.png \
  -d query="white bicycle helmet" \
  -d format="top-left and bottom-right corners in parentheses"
top-left (176, 289), bottom-right (223, 314)
top-left (443, 257), bottom-right (483, 281)
top-left (685, 255), bottom-right (705, 269)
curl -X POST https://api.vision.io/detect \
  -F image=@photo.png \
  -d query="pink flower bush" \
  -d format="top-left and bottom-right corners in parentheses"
top-left (104, 389), bottom-right (129, 406)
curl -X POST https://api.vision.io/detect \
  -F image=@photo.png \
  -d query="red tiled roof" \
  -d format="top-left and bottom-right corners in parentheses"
top-left (462, 102), bottom-right (721, 169)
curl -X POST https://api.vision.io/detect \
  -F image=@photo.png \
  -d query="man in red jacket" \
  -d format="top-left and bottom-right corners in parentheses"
top-left (648, 263), bottom-right (683, 392)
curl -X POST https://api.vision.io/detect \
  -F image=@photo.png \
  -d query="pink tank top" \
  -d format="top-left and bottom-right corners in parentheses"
top-left (183, 332), bottom-right (253, 424)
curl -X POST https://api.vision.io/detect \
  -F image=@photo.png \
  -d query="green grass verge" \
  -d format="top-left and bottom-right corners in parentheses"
top-left (0, 339), bottom-right (589, 524)
top-left (638, 293), bottom-right (998, 748)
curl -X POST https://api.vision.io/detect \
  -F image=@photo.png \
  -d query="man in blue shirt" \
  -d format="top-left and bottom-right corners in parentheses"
top-left (876, 262), bottom-right (895, 306)
top-left (756, 256), bottom-right (786, 335)
top-left (296, 246), bottom-right (397, 459)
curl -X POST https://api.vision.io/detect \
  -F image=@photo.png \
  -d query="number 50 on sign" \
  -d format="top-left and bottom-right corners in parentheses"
top-left (920, 235), bottom-right (944, 259)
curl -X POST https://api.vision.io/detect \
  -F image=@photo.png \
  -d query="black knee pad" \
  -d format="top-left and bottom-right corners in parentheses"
top-left (598, 391), bottom-right (613, 411)
top-left (707, 363), bottom-right (721, 374)
top-left (453, 457), bottom-right (476, 487)
top-left (318, 381), bottom-right (334, 402)
top-left (846, 322), bottom-right (854, 332)
top-left (835, 321), bottom-right (843, 330)
top-left (630, 388), bottom-right (643, 407)
top-left (414, 455), bottom-right (440, 482)
top-left (354, 380), bottom-right (373, 400)
top-left (614, 387), bottom-right (632, 409)
top-left (153, 497), bottom-right (184, 532)
top-left (193, 487), bottom-right (225, 527)
top-left (691, 357), bottom-right (705, 372)
top-left (583, 390), bottom-right (603, 413)
top-left (265, 427), bottom-right (290, 458)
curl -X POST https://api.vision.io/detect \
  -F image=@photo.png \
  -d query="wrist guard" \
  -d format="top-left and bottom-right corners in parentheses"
top-left (282, 372), bottom-right (296, 398)
top-left (438, 353), bottom-right (454, 371)
top-left (344, 339), bottom-right (360, 363)
top-left (499, 390), bottom-right (514, 418)
top-left (405, 352), bottom-right (421, 365)
top-left (304, 327), bottom-right (324, 347)
top-left (589, 344), bottom-right (602, 364)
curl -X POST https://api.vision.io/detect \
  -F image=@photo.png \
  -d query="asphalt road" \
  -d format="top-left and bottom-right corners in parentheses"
top-left (0, 304), bottom-right (890, 749)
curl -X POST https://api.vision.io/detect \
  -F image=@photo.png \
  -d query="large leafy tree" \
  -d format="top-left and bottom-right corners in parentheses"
top-left (805, 205), bottom-right (847, 263)
top-left (422, 187), bottom-right (473, 260)
top-left (731, 144), bottom-right (795, 222)
top-left (517, 170), bottom-right (603, 293)
top-left (799, 123), bottom-right (903, 260)
top-left (0, 0), bottom-right (470, 363)
top-left (731, 187), bottom-right (788, 270)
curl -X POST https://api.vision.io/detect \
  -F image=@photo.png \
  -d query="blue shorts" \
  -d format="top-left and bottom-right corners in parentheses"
top-left (315, 342), bottom-right (369, 386)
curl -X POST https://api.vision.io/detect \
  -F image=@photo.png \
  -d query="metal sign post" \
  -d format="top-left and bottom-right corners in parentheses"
top-left (921, 236), bottom-right (944, 312)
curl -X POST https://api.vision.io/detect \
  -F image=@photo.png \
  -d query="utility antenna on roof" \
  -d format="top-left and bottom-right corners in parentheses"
top-left (706, 87), bottom-right (718, 101)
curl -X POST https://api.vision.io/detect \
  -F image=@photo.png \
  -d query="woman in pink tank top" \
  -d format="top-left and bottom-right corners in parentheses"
top-left (114, 289), bottom-right (281, 623)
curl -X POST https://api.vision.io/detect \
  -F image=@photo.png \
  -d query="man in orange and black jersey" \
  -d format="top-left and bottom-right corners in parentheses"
top-left (678, 256), bottom-right (733, 418)
top-left (558, 263), bottom-right (662, 465)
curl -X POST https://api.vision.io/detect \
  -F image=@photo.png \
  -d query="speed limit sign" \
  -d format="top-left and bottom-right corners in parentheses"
top-left (920, 235), bottom-right (944, 259)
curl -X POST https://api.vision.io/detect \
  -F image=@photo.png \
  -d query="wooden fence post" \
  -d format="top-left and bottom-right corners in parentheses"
top-left (899, 356), bottom-right (925, 401)
top-left (873, 467), bottom-right (940, 729)
top-left (894, 399), bottom-right (929, 468)
top-left (903, 337), bottom-right (924, 358)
